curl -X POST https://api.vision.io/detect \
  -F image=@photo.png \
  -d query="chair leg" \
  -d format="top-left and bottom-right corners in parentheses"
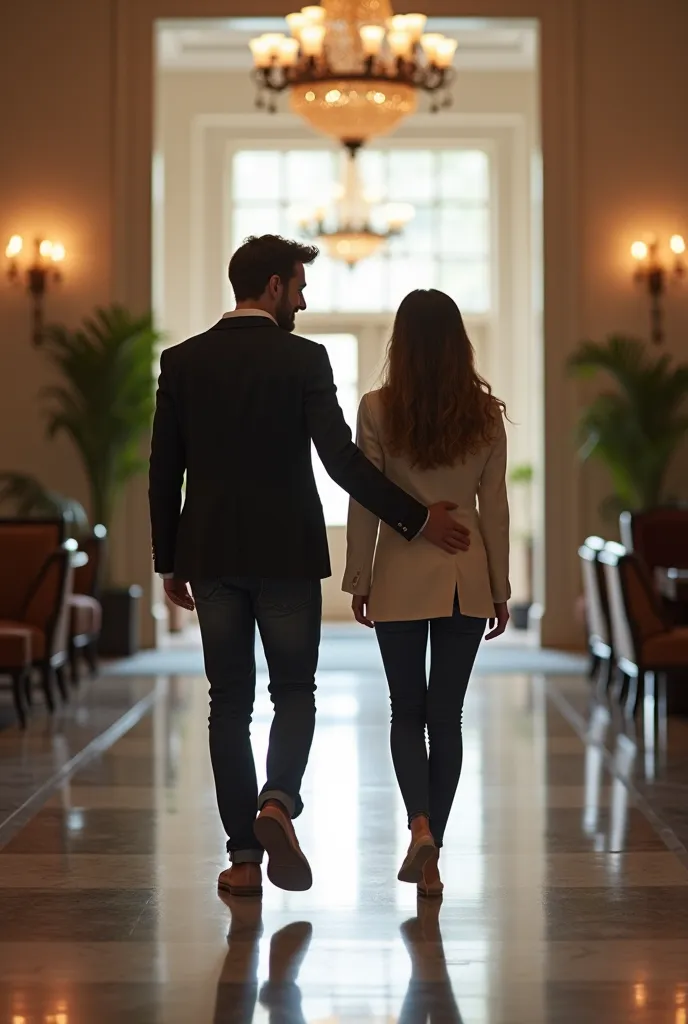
top-left (69, 642), bottom-right (80, 687)
top-left (84, 640), bottom-right (99, 679)
top-left (11, 671), bottom-right (27, 729)
top-left (24, 670), bottom-right (34, 707)
top-left (624, 673), bottom-right (640, 719)
top-left (589, 652), bottom-right (600, 680)
top-left (643, 670), bottom-right (657, 780)
top-left (55, 664), bottom-right (69, 703)
top-left (39, 664), bottom-right (56, 713)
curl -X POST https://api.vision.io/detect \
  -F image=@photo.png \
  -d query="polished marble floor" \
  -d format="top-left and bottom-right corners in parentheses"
top-left (1, 641), bottom-right (688, 1023)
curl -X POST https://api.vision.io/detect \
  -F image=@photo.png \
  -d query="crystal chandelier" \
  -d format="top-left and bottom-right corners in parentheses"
top-left (249, 0), bottom-right (458, 147)
top-left (294, 148), bottom-right (413, 266)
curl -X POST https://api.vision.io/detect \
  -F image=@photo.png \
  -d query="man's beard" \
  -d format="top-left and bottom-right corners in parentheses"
top-left (275, 297), bottom-right (296, 332)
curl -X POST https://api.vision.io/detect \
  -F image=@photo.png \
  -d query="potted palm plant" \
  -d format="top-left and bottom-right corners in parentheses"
top-left (38, 305), bottom-right (162, 654)
top-left (567, 335), bottom-right (688, 515)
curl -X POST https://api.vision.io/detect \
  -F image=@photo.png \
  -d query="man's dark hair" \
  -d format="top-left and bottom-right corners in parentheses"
top-left (228, 234), bottom-right (319, 301)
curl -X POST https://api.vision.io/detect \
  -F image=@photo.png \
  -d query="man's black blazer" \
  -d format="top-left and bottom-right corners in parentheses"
top-left (149, 315), bottom-right (428, 581)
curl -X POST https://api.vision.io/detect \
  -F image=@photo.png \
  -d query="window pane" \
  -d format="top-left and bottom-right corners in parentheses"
top-left (387, 256), bottom-right (436, 309)
top-left (232, 205), bottom-right (281, 250)
top-left (286, 150), bottom-right (335, 203)
top-left (233, 151), bottom-right (281, 201)
top-left (333, 257), bottom-right (384, 312)
top-left (439, 259), bottom-right (490, 314)
top-left (388, 150), bottom-right (435, 201)
top-left (439, 207), bottom-right (489, 256)
top-left (302, 255), bottom-right (334, 312)
top-left (439, 150), bottom-right (489, 201)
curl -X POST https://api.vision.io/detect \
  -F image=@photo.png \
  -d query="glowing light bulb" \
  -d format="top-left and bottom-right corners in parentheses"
top-left (404, 13), bottom-right (427, 42)
top-left (670, 234), bottom-right (686, 255)
top-left (420, 33), bottom-right (443, 62)
top-left (631, 240), bottom-right (648, 261)
top-left (300, 5), bottom-right (325, 24)
top-left (5, 234), bottom-right (23, 258)
top-left (359, 24), bottom-right (385, 56)
top-left (249, 36), bottom-right (274, 66)
top-left (51, 242), bottom-right (66, 262)
top-left (386, 202), bottom-right (415, 229)
top-left (388, 29), bottom-right (413, 58)
top-left (277, 37), bottom-right (300, 65)
top-left (39, 240), bottom-right (54, 258)
top-left (300, 23), bottom-right (325, 56)
top-left (434, 36), bottom-right (458, 67)
top-left (286, 12), bottom-right (307, 38)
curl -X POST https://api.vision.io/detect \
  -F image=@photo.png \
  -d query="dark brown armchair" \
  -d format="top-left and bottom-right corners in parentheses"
top-left (578, 535), bottom-right (613, 694)
top-left (599, 541), bottom-right (688, 719)
top-left (0, 519), bottom-right (72, 712)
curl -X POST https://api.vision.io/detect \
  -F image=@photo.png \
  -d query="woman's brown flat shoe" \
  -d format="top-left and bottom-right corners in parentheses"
top-left (417, 852), bottom-right (444, 898)
top-left (398, 835), bottom-right (436, 883)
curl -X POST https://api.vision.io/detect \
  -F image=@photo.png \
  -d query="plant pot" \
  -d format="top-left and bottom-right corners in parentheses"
top-left (510, 601), bottom-right (532, 631)
top-left (100, 585), bottom-right (143, 657)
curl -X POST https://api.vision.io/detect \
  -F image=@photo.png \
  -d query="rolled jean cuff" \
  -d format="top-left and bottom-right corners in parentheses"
top-left (230, 848), bottom-right (264, 865)
top-left (259, 789), bottom-right (296, 818)
top-left (407, 810), bottom-right (430, 827)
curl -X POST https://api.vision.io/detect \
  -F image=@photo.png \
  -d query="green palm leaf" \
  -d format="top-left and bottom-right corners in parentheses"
top-left (568, 335), bottom-right (688, 514)
top-left (40, 304), bottom-right (163, 533)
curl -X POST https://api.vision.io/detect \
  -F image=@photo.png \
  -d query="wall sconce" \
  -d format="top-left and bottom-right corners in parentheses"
top-left (5, 234), bottom-right (66, 345)
top-left (631, 234), bottom-right (685, 345)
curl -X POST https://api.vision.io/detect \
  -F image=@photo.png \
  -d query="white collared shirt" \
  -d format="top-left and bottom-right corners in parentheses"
top-left (222, 308), bottom-right (277, 324)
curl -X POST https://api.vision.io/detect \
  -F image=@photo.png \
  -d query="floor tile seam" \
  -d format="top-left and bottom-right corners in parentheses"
top-left (546, 679), bottom-right (688, 875)
top-left (0, 691), bottom-right (159, 851)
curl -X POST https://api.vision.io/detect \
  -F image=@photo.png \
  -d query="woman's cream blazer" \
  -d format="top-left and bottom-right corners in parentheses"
top-left (342, 389), bottom-right (510, 621)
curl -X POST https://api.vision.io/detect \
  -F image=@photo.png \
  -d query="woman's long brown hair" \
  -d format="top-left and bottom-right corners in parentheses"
top-left (380, 289), bottom-right (506, 470)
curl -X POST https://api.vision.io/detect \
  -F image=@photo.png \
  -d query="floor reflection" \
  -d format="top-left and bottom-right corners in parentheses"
top-left (213, 898), bottom-right (465, 1024)
top-left (213, 900), bottom-right (311, 1024)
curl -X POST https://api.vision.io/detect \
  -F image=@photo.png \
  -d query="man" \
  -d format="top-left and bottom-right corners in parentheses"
top-left (149, 235), bottom-right (470, 897)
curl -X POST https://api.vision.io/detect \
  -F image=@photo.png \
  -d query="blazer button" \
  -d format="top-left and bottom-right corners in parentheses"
top-left (397, 522), bottom-right (403, 528)
top-left (403, 527), bottom-right (408, 533)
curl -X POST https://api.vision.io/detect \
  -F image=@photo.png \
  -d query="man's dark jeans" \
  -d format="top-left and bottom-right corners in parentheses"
top-left (192, 577), bottom-right (322, 863)
top-left (375, 598), bottom-right (485, 848)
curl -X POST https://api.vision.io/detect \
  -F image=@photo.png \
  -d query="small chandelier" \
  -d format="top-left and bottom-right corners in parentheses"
top-left (294, 148), bottom-right (413, 267)
top-left (249, 0), bottom-right (458, 148)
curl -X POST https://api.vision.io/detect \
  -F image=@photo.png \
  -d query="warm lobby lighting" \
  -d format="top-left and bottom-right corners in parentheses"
top-left (248, 0), bottom-right (458, 147)
top-left (5, 234), bottom-right (66, 345)
top-left (630, 233), bottom-right (685, 344)
top-left (295, 147), bottom-right (413, 266)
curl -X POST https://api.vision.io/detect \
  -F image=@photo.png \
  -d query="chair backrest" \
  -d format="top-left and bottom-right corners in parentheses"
top-left (578, 536), bottom-right (610, 648)
top-left (600, 542), bottom-right (666, 670)
top-left (620, 507), bottom-right (688, 571)
top-left (22, 545), bottom-right (74, 660)
top-left (74, 524), bottom-right (107, 597)
top-left (0, 519), bottom-right (66, 619)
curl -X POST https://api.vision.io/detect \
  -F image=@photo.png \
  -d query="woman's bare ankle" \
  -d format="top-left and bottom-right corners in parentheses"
top-left (410, 815), bottom-right (432, 841)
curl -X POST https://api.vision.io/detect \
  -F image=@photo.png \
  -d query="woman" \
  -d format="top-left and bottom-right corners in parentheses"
top-left (343, 289), bottom-right (510, 898)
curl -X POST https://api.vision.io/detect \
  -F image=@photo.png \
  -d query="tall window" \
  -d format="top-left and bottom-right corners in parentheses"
top-left (230, 148), bottom-right (491, 314)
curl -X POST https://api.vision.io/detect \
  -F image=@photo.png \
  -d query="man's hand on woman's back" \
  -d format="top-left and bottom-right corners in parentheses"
top-left (422, 502), bottom-right (471, 554)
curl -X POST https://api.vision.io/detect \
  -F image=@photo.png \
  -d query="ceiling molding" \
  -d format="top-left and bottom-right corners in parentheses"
top-left (157, 18), bottom-right (537, 73)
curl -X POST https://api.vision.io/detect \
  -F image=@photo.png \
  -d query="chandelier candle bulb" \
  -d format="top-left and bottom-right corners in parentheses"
top-left (670, 235), bottom-right (686, 256)
top-left (388, 29), bottom-right (413, 58)
top-left (278, 37), bottom-right (301, 66)
top-left (359, 24), bottom-right (386, 57)
top-left (404, 13), bottom-right (427, 42)
top-left (434, 37), bottom-right (458, 68)
top-left (301, 5), bottom-right (326, 24)
top-left (301, 24), bottom-right (326, 56)
top-left (420, 32), bottom-right (443, 63)
top-left (249, 37), bottom-right (273, 67)
top-left (286, 12), bottom-right (307, 38)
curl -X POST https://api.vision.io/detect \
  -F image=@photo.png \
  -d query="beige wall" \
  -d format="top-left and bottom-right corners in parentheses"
top-left (1, 0), bottom-right (687, 648)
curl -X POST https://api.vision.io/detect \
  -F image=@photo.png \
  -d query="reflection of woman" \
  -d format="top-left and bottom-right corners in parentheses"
top-left (399, 900), bottom-right (464, 1024)
top-left (343, 289), bottom-right (510, 897)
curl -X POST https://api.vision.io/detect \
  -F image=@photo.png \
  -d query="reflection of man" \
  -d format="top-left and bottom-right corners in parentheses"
top-left (213, 899), bottom-right (311, 1024)
top-left (149, 234), bottom-right (470, 896)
